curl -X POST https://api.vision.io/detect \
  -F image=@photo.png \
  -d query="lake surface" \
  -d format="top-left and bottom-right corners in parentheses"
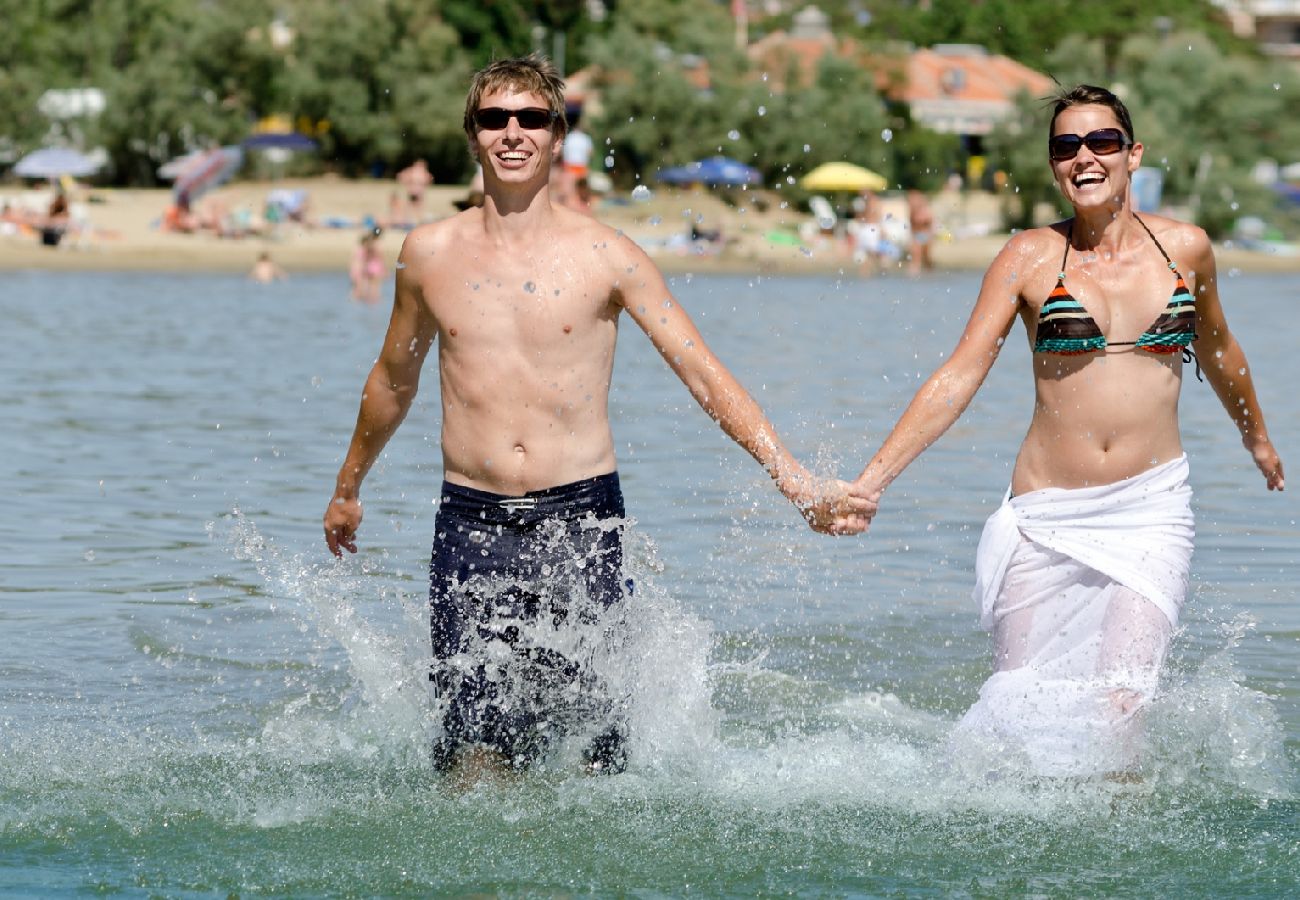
top-left (2, 266), bottom-right (1297, 896)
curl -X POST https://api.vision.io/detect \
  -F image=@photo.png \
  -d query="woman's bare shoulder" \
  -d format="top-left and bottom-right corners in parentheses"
top-left (1137, 212), bottom-right (1211, 258)
top-left (987, 224), bottom-right (1067, 281)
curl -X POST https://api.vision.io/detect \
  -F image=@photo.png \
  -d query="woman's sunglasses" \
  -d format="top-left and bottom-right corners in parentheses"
top-left (1048, 128), bottom-right (1131, 161)
top-left (472, 107), bottom-right (557, 131)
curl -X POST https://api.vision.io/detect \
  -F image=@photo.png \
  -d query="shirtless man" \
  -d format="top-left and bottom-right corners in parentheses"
top-left (324, 55), bottom-right (871, 781)
top-left (395, 158), bottom-right (434, 223)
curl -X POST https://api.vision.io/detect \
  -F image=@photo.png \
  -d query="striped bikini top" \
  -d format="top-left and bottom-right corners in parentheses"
top-left (1033, 215), bottom-right (1198, 357)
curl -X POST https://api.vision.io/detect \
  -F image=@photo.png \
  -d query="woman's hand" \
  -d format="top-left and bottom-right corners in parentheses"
top-left (1247, 437), bottom-right (1285, 491)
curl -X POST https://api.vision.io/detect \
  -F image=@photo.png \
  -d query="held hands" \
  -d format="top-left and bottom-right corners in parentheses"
top-left (780, 467), bottom-right (877, 535)
top-left (324, 495), bottom-right (363, 556)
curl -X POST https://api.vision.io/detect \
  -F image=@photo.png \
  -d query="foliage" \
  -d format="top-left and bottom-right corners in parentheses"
top-left (0, 0), bottom-right (1294, 241)
top-left (984, 90), bottom-right (1065, 231)
top-left (983, 27), bottom-right (1300, 236)
top-left (588, 22), bottom-right (891, 190)
top-left (859, 0), bottom-right (1254, 71)
top-left (278, 0), bottom-right (472, 180)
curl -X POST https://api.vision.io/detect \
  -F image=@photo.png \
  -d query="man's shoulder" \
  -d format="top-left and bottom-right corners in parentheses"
top-left (554, 208), bottom-right (641, 259)
top-left (402, 211), bottom-right (476, 253)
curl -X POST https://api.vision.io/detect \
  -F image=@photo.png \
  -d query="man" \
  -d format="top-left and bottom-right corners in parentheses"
top-left (395, 158), bottom-right (434, 223)
top-left (324, 54), bottom-right (871, 782)
top-left (560, 109), bottom-right (593, 179)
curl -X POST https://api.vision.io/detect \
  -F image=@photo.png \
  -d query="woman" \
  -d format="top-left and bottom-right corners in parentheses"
top-left (854, 85), bottom-right (1284, 777)
top-left (349, 228), bottom-right (386, 304)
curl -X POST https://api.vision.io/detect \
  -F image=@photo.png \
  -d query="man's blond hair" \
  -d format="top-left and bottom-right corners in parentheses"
top-left (463, 54), bottom-right (568, 150)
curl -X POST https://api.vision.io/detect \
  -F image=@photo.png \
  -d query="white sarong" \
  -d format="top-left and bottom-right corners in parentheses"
top-left (955, 455), bottom-right (1194, 777)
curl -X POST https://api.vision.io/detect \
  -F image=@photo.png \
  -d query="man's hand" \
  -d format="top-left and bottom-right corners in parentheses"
top-left (324, 495), bottom-right (363, 556)
top-left (782, 471), bottom-right (876, 535)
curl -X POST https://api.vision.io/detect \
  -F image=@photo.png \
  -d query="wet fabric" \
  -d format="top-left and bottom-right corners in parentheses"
top-left (428, 473), bottom-right (631, 772)
top-left (957, 455), bottom-right (1195, 776)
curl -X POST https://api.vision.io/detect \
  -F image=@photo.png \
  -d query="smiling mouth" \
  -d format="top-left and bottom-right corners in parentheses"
top-left (1072, 172), bottom-right (1106, 187)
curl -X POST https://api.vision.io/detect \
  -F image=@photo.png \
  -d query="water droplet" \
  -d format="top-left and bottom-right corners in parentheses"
top-left (631, 185), bottom-right (652, 201)
top-left (727, 129), bottom-right (740, 141)
top-left (648, 215), bottom-right (662, 226)
top-left (523, 281), bottom-right (536, 293)
top-left (604, 154), bottom-right (614, 167)
top-left (84, 550), bottom-right (95, 562)
top-left (881, 128), bottom-right (893, 142)
top-left (395, 261), bottom-right (407, 270)
top-left (757, 105), bottom-right (767, 116)
top-left (802, 143), bottom-right (811, 152)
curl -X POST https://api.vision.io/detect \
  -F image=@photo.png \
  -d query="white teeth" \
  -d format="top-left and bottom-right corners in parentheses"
top-left (1074, 173), bottom-right (1104, 186)
top-left (500, 152), bottom-right (528, 161)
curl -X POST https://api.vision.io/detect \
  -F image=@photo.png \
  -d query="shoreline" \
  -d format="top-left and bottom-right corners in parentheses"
top-left (3, 178), bottom-right (1297, 276)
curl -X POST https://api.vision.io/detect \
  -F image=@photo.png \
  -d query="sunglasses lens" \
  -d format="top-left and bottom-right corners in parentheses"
top-left (1084, 130), bottom-right (1124, 154)
top-left (474, 108), bottom-right (510, 130)
top-left (1049, 129), bottom-right (1128, 160)
top-left (474, 108), bottom-right (554, 131)
top-left (515, 109), bottom-right (553, 130)
top-left (1049, 135), bottom-right (1081, 160)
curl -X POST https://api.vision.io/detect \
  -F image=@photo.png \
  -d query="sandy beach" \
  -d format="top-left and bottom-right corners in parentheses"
top-left (2, 176), bottom-right (1296, 276)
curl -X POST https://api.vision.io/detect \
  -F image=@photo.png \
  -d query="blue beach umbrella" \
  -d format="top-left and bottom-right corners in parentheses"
top-left (242, 132), bottom-right (318, 152)
top-left (12, 146), bottom-right (101, 179)
top-left (655, 155), bottom-right (761, 187)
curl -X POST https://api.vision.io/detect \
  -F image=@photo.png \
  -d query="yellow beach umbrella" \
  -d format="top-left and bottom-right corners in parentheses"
top-left (800, 162), bottom-right (888, 192)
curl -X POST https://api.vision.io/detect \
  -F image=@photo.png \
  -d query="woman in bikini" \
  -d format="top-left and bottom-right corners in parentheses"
top-left (853, 84), bottom-right (1284, 777)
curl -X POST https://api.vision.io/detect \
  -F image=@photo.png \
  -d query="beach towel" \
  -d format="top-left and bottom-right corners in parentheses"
top-left (956, 455), bottom-right (1195, 776)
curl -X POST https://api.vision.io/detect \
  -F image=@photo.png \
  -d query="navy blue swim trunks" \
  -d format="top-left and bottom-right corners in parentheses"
top-left (428, 472), bottom-right (631, 773)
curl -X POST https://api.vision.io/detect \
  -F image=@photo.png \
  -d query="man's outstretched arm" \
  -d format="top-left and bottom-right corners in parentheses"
top-left (325, 235), bottom-right (438, 555)
top-left (612, 237), bottom-right (872, 535)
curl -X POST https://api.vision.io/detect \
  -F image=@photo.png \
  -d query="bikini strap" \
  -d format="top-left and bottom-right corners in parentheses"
top-left (1058, 223), bottom-right (1072, 281)
top-left (1133, 213), bottom-right (1179, 272)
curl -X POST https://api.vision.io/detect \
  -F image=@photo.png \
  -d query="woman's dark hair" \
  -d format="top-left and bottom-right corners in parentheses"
top-left (1049, 84), bottom-right (1135, 142)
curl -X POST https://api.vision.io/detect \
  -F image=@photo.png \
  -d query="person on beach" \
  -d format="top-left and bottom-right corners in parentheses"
top-left (324, 54), bottom-right (872, 784)
top-left (852, 84), bottom-right (1284, 777)
top-left (396, 158), bottom-right (434, 224)
top-left (349, 228), bottom-right (385, 304)
top-left (906, 189), bottom-right (935, 274)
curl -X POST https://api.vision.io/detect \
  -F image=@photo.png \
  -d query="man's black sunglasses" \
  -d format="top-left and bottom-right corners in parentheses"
top-left (1048, 128), bottom-right (1131, 162)
top-left (472, 107), bottom-right (557, 131)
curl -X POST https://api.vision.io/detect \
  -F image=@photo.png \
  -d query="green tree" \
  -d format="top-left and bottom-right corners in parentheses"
top-left (87, 0), bottom-right (277, 183)
top-left (985, 89), bottom-right (1064, 230)
top-left (279, 0), bottom-right (472, 180)
top-left (586, 22), bottom-right (729, 184)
